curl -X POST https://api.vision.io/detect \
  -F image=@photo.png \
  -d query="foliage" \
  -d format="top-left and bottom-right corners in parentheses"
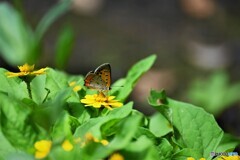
top-left (0, 1), bottom-right (73, 68)
top-left (187, 72), bottom-right (240, 115)
top-left (0, 55), bottom-right (239, 160)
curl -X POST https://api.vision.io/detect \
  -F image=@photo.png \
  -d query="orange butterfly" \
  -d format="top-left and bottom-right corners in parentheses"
top-left (84, 63), bottom-right (111, 92)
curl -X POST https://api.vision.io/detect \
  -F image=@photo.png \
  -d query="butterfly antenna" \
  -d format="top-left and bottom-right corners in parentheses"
top-left (111, 85), bottom-right (124, 88)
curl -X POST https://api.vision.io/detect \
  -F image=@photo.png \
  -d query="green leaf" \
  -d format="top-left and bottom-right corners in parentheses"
top-left (0, 68), bottom-right (28, 99)
top-left (215, 133), bottom-right (240, 153)
top-left (172, 148), bottom-right (202, 160)
top-left (74, 102), bottom-right (133, 138)
top-left (51, 112), bottom-right (77, 141)
top-left (67, 96), bottom-right (91, 124)
top-left (0, 130), bottom-right (15, 158)
top-left (31, 74), bottom-right (48, 104)
top-left (122, 136), bottom-right (159, 160)
top-left (148, 89), bottom-right (224, 159)
top-left (0, 2), bottom-right (36, 65)
top-left (32, 88), bottom-right (72, 130)
top-left (149, 113), bottom-right (173, 137)
top-left (148, 89), bottom-right (172, 124)
top-left (35, 0), bottom-right (71, 40)
top-left (108, 113), bottom-right (142, 150)
top-left (45, 68), bottom-right (69, 99)
top-left (115, 54), bottom-right (157, 101)
top-left (135, 127), bottom-right (156, 142)
top-left (188, 72), bottom-right (240, 115)
top-left (77, 140), bottom-right (110, 160)
top-left (0, 93), bottom-right (40, 150)
top-left (157, 138), bottom-right (173, 160)
top-left (55, 25), bottom-right (75, 69)
top-left (168, 98), bottom-right (224, 158)
top-left (4, 152), bottom-right (34, 160)
top-left (50, 144), bottom-right (81, 160)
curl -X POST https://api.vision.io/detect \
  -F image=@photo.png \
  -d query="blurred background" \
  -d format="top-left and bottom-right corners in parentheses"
top-left (0, 0), bottom-right (239, 144)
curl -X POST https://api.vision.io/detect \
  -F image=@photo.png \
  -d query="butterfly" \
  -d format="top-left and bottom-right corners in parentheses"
top-left (84, 63), bottom-right (111, 92)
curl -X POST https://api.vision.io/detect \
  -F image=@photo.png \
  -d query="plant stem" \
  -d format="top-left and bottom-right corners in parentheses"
top-left (26, 80), bottom-right (32, 99)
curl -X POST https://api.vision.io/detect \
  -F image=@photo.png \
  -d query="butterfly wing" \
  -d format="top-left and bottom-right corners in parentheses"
top-left (84, 71), bottom-right (108, 90)
top-left (94, 63), bottom-right (111, 90)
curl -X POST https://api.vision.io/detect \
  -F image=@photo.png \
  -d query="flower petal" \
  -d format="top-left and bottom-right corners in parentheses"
top-left (80, 93), bottom-right (123, 109)
top-left (108, 101), bottom-right (123, 108)
top-left (31, 68), bottom-right (48, 75)
top-left (92, 102), bottom-right (102, 108)
top-left (61, 140), bottom-right (73, 151)
top-left (34, 140), bottom-right (52, 159)
top-left (6, 72), bottom-right (27, 77)
top-left (34, 140), bottom-right (52, 152)
top-left (107, 96), bottom-right (116, 101)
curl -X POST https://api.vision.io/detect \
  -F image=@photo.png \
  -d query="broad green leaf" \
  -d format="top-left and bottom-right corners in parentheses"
top-left (35, 0), bottom-right (71, 40)
top-left (51, 112), bottom-right (78, 141)
top-left (111, 78), bottom-right (125, 96)
top-left (148, 89), bottom-right (172, 124)
top-left (50, 144), bottom-right (82, 160)
top-left (67, 95), bottom-right (91, 124)
top-left (0, 130), bottom-right (15, 158)
top-left (108, 113), bottom-right (142, 150)
top-left (215, 133), bottom-right (240, 153)
top-left (116, 54), bottom-right (157, 101)
top-left (4, 152), bottom-right (34, 160)
top-left (149, 90), bottom-right (224, 159)
top-left (68, 102), bottom-right (91, 124)
top-left (135, 127), bottom-right (156, 142)
top-left (77, 140), bottom-right (110, 160)
top-left (0, 93), bottom-right (39, 150)
top-left (188, 72), bottom-right (240, 115)
top-left (74, 102), bottom-right (133, 138)
top-left (45, 68), bottom-right (69, 99)
top-left (0, 2), bottom-right (36, 65)
top-left (149, 113), bottom-right (173, 137)
top-left (157, 138), bottom-right (173, 160)
top-left (55, 25), bottom-right (75, 69)
top-left (172, 148), bottom-right (202, 160)
top-left (0, 68), bottom-right (28, 99)
top-left (122, 136), bottom-right (159, 160)
top-left (31, 74), bottom-right (48, 104)
top-left (168, 98), bottom-right (223, 159)
top-left (32, 88), bottom-right (72, 130)
top-left (100, 119), bottom-right (122, 137)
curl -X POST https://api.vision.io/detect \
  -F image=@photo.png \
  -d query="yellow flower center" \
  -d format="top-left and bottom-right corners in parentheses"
top-left (18, 63), bottom-right (35, 72)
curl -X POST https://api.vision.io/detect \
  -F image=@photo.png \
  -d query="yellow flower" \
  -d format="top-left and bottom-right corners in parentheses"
top-left (85, 132), bottom-right (96, 141)
top-left (101, 139), bottom-right (109, 146)
top-left (6, 63), bottom-right (47, 78)
top-left (69, 81), bottom-right (82, 92)
top-left (81, 132), bottom-right (109, 147)
top-left (61, 140), bottom-right (73, 151)
top-left (80, 92), bottom-right (123, 110)
top-left (69, 81), bottom-right (77, 86)
top-left (199, 158), bottom-right (206, 160)
top-left (109, 153), bottom-right (124, 160)
top-left (34, 140), bottom-right (52, 159)
top-left (187, 158), bottom-right (195, 160)
top-left (218, 156), bottom-right (240, 160)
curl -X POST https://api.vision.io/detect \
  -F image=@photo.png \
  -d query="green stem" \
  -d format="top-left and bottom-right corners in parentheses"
top-left (21, 76), bottom-right (34, 99)
top-left (42, 88), bottom-right (50, 103)
top-left (26, 80), bottom-right (32, 99)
